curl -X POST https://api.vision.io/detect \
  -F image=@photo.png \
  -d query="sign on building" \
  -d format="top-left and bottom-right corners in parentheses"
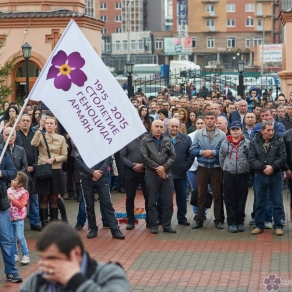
top-left (260, 44), bottom-right (282, 62)
top-left (164, 38), bottom-right (192, 55)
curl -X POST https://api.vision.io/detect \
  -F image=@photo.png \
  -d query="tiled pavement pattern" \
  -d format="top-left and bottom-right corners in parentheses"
top-left (0, 188), bottom-right (292, 291)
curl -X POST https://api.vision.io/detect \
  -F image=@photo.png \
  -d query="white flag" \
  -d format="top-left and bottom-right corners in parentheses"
top-left (29, 20), bottom-right (146, 168)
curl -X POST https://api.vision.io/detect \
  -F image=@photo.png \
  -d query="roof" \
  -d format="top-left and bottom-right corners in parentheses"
top-left (0, 9), bottom-right (95, 19)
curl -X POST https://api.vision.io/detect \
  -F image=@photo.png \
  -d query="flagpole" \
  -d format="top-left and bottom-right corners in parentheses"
top-left (0, 97), bottom-right (30, 164)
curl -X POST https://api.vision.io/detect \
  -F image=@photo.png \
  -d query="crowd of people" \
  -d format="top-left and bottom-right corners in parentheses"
top-left (0, 82), bottom-right (292, 285)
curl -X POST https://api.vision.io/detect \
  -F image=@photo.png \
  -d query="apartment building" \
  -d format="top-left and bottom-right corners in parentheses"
top-left (171, 0), bottom-right (281, 69)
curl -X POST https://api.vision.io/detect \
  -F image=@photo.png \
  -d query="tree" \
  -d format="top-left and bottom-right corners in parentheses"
top-left (0, 34), bottom-right (18, 110)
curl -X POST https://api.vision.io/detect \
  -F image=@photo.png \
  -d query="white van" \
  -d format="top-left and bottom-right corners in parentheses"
top-left (169, 60), bottom-right (201, 86)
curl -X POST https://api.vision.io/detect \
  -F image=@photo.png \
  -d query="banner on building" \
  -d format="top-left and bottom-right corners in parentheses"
top-left (260, 44), bottom-right (282, 62)
top-left (164, 37), bottom-right (192, 55)
top-left (28, 19), bottom-right (146, 168)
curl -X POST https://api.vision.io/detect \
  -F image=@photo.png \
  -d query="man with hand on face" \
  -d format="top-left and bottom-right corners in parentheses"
top-left (140, 120), bottom-right (176, 234)
top-left (19, 222), bottom-right (130, 292)
top-left (190, 112), bottom-right (226, 230)
top-left (166, 119), bottom-right (194, 226)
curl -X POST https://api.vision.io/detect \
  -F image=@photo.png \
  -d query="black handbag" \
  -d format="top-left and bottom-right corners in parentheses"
top-left (190, 190), bottom-right (213, 209)
top-left (35, 134), bottom-right (53, 180)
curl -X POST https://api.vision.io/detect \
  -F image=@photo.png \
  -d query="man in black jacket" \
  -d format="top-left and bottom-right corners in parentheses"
top-left (75, 153), bottom-right (125, 240)
top-left (140, 120), bottom-right (176, 234)
top-left (120, 134), bottom-right (148, 230)
top-left (248, 121), bottom-right (287, 236)
top-left (166, 119), bottom-right (193, 225)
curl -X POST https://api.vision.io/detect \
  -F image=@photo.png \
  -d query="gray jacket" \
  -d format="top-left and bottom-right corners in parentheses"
top-left (19, 253), bottom-right (130, 292)
top-left (219, 136), bottom-right (250, 174)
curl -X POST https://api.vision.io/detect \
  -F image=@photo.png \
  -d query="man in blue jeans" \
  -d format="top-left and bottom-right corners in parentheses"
top-left (0, 145), bottom-right (22, 282)
top-left (166, 119), bottom-right (194, 226)
top-left (249, 121), bottom-right (287, 236)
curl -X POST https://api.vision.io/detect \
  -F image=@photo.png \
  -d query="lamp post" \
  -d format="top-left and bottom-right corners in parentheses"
top-left (261, 15), bottom-right (266, 76)
top-left (21, 42), bottom-right (32, 96)
top-left (237, 59), bottom-right (245, 99)
top-left (127, 0), bottom-right (134, 61)
top-left (126, 60), bottom-right (134, 98)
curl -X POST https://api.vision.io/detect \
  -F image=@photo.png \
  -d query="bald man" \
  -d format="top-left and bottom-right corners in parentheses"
top-left (166, 119), bottom-right (194, 225)
top-left (216, 116), bottom-right (229, 135)
top-left (140, 120), bottom-right (176, 234)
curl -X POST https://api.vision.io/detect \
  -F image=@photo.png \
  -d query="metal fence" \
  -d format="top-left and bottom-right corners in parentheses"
top-left (117, 70), bottom-right (281, 100)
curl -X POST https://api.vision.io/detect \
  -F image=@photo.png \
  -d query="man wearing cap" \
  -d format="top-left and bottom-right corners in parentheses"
top-left (219, 121), bottom-right (250, 233)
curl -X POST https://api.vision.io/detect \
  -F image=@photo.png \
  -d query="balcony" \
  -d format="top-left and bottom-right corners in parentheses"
top-left (202, 15), bottom-right (218, 18)
top-left (201, 0), bottom-right (219, 2)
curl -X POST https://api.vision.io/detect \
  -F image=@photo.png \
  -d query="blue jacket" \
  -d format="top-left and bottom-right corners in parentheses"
top-left (165, 131), bottom-right (194, 179)
top-left (190, 127), bottom-right (226, 168)
top-left (0, 149), bottom-right (17, 210)
top-left (229, 110), bottom-right (246, 128)
top-left (250, 121), bottom-right (286, 140)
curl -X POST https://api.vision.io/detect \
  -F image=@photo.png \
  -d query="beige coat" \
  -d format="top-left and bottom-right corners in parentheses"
top-left (31, 130), bottom-right (67, 169)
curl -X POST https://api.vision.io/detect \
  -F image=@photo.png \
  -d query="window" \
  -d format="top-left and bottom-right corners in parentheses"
top-left (101, 28), bottom-right (107, 34)
top-left (192, 37), bottom-right (197, 48)
top-left (257, 3), bottom-right (262, 15)
top-left (246, 18), bottom-right (254, 27)
top-left (104, 43), bottom-right (110, 51)
top-left (245, 3), bottom-right (254, 12)
top-left (100, 15), bottom-right (107, 22)
top-left (115, 2), bottom-right (121, 9)
top-left (253, 36), bottom-right (262, 45)
top-left (206, 4), bottom-right (214, 12)
top-left (115, 28), bottom-right (122, 33)
top-left (226, 19), bottom-right (235, 27)
top-left (115, 41), bottom-right (120, 50)
top-left (85, 0), bottom-right (95, 17)
top-left (226, 4), bottom-right (235, 12)
top-left (131, 40), bottom-right (136, 50)
top-left (100, 3), bottom-right (107, 9)
top-left (206, 19), bottom-right (214, 27)
top-left (123, 40), bottom-right (127, 50)
top-left (207, 37), bottom-right (214, 48)
top-left (245, 36), bottom-right (250, 47)
top-left (138, 40), bottom-right (143, 50)
top-left (115, 15), bottom-right (122, 22)
top-left (155, 38), bottom-right (163, 49)
top-left (258, 18), bottom-right (262, 30)
top-left (227, 37), bottom-right (236, 48)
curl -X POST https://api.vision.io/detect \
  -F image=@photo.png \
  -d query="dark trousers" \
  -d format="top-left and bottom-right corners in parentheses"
top-left (66, 156), bottom-right (75, 193)
top-left (254, 172), bottom-right (283, 230)
top-left (145, 173), bottom-right (174, 229)
top-left (125, 168), bottom-right (149, 224)
top-left (223, 172), bottom-right (249, 226)
top-left (174, 178), bottom-right (188, 223)
top-left (81, 176), bottom-right (118, 232)
top-left (197, 166), bottom-right (222, 224)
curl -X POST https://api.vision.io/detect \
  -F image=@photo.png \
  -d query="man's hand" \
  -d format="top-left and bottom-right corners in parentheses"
top-left (155, 166), bottom-right (165, 176)
top-left (263, 165), bottom-right (273, 176)
top-left (92, 170), bottom-right (103, 180)
top-left (133, 163), bottom-right (144, 173)
top-left (158, 173), bottom-right (166, 179)
top-left (27, 166), bottom-right (34, 173)
top-left (286, 169), bottom-right (292, 180)
top-left (39, 119), bottom-right (46, 130)
top-left (39, 249), bottom-right (81, 286)
top-left (202, 150), bottom-right (213, 158)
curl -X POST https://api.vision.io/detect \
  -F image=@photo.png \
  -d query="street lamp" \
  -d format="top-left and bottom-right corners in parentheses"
top-left (21, 42), bottom-right (32, 96)
top-left (237, 60), bottom-right (245, 99)
top-left (126, 60), bottom-right (134, 98)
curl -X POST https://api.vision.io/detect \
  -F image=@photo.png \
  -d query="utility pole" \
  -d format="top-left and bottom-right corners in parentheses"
top-left (261, 15), bottom-right (266, 76)
top-left (177, 0), bottom-right (188, 61)
top-left (127, 0), bottom-right (133, 61)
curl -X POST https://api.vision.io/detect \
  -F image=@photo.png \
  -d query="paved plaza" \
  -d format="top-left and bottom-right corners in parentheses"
top-left (0, 188), bottom-right (292, 291)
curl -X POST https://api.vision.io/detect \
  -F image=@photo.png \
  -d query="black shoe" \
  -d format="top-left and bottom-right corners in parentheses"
top-left (111, 186), bottom-right (118, 191)
top-left (146, 223), bottom-right (150, 229)
top-left (118, 187), bottom-right (126, 193)
top-left (215, 223), bottom-right (224, 229)
top-left (192, 223), bottom-right (203, 229)
top-left (126, 223), bottom-right (135, 230)
top-left (194, 215), bottom-right (206, 221)
top-left (103, 223), bottom-right (110, 229)
top-left (87, 229), bottom-right (97, 239)
top-left (157, 220), bottom-right (162, 225)
top-left (74, 223), bottom-right (83, 231)
top-left (112, 229), bottom-right (125, 239)
top-left (163, 228), bottom-right (177, 233)
top-left (150, 227), bottom-right (158, 234)
top-left (6, 273), bottom-right (22, 283)
top-left (30, 225), bottom-right (42, 231)
top-left (178, 221), bottom-right (190, 226)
